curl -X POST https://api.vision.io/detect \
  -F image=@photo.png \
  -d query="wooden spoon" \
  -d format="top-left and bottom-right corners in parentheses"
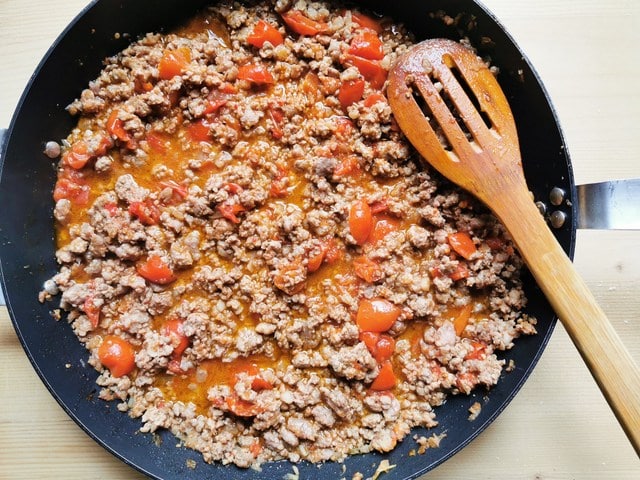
top-left (387, 38), bottom-right (640, 454)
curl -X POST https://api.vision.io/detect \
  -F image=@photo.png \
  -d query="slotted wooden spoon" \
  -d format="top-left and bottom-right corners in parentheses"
top-left (387, 38), bottom-right (640, 454)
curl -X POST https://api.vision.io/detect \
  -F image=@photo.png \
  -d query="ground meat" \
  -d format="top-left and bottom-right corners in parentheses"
top-left (44, 0), bottom-right (536, 470)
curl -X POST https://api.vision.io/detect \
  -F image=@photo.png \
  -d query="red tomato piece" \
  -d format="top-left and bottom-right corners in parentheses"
top-left (451, 263), bottom-right (470, 281)
top-left (338, 78), bottom-right (365, 109)
top-left (447, 232), bottom-right (477, 260)
top-left (186, 119), bottom-right (211, 142)
top-left (356, 297), bottom-right (401, 332)
top-left (343, 54), bottom-right (387, 89)
top-left (268, 106), bottom-right (285, 139)
top-left (53, 177), bottom-right (89, 205)
top-left (307, 242), bottom-right (327, 273)
top-left (218, 203), bottom-right (245, 223)
top-left (281, 10), bottom-right (328, 36)
top-left (370, 361), bottom-right (396, 391)
top-left (349, 199), bottom-right (373, 245)
top-left (82, 297), bottom-right (100, 328)
top-left (129, 200), bottom-right (160, 225)
top-left (62, 140), bottom-right (91, 170)
top-left (145, 131), bottom-right (169, 154)
top-left (359, 331), bottom-right (380, 353)
top-left (465, 341), bottom-right (487, 361)
top-left (237, 64), bottom-right (275, 85)
top-left (348, 30), bottom-right (384, 60)
top-left (159, 179), bottom-right (188, 199)
top-left (333, 156), bottom-right (360, 176)
top-left (323, 238), bottom-right (343, 264)
top-left (350, 11), bottom-right (383, 33)
top-left (98, 335), bottom-right (136, 378)
top-left (137, 255), bottom-right (176, 285)
top-left (370, 216), bottom-right (400, 244)
top-left (453, 304), bottom-right (473, 336)
top-left (106, 109), bottom-right (132, 144)
top-left (364, 92), bottom-right (386, 108)
top-left (158, 47), bottom-right (191, 80)
top-left (226, 395), bottom-right (263, 417)
top-left (163, 319), bottom-right (189, 357)
top-left (247, 20), bottom-right (284, 48)
top-left (373, 335), bottom-right (395, 363)
top-left (353, 255), bottom-right (382, 283)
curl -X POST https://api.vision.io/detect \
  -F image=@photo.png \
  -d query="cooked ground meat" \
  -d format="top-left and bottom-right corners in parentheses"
top-left (43, 0), bottom-right (536, 468)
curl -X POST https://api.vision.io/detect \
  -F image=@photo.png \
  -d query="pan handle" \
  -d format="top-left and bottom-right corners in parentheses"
top-left (541, 179), bottom-right (640, 231)
top-left (577, 179), bottom-right (640, 230)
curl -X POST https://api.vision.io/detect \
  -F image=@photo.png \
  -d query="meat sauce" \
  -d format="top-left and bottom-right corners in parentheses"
top-left (46, 0), bottom-right (535, 467)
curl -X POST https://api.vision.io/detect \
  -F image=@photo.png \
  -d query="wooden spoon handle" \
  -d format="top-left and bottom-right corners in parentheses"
top-left (497, 187), bottom-right (640, 454)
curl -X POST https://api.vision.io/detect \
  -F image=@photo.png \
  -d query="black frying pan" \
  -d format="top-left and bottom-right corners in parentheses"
top-left (0, 0), bottom-right (575, 478)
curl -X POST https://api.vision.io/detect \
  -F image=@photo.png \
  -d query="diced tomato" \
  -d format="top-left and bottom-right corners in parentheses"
top-left (343, 54), bottom-right (387, 89)
top-left (145, 131), bottom-right (169, 154)
top-left (370, 361), bottom-right (396, 391)
top-left (106, 109), bottom-right (132, 144)
top-left (158, 47), bottom-right (191, 80)
top-left (98, 335), bottom-right (136, 378)
top-left (269, 164), bottom-right (289, 198)
top-left (62, 140), bottom-right (91, 170)
top-left (251, 376), bottom-right (274, 392)
top-left (250, 439), bottom-right (263, 458)
top-left (186, 119), bottom-right (211, 142)
top-left (368, 198), bottom-right (388, 214)
top-left (334, 116), bottom-right (355, 142)
top-left (82, 297), bottom-right (100, 328)
top-left (137, 255), bottom-right (176, 285)
top-left (247, 19), bottom-right (284, 48)
top-left (350, 11), bottom-right (384, 33)
top-left (359, 331), bottom-right (380, 353)
top-left (449, 263), bottom-right (470, 281)
top-left (373, 335), bottom-right (395, 363)
top-left (103, 202), bottom-right (119, 217)
top-left (226, 395), bottom-right (263, 417)
top-left (159, 179), bottom-right (188, 199)
top-left (218, 203), bottom-right (245, 223)
top-left (447, 232), bottom-right (477, 260)
top-left (237, 64), bottom-right (275, 85)
top-left (203, 90), bottom-right (230, 115)
top-left (307, 242), bottom-right (327, 273)
top-left (218, 82), bottom-right (238, 94)
top-left (324, 238), bottom-right (343, 264)
top-left (53, 177), bottom-right (89, 205)
top-left (364, 92), bottom-right (386, 108)
top-left (356, 297), bottom-right (401, 332)
top-left (163, 319), bottom-right (189, 357)
top-left (268, 106), bottom-right (285, 139)
top-left (370, 216), bottom-right (400, 244)
top-left (453, 304), bottom-right (473, 336)
top-left (353, 255), bottom-right (382, 283)
top-left (349, 199), bottom-right (373, 245)
top-left (222, 182), bottom-right (243, 194)
top-left (338, 78), bottom-right (365, 109)
top-left (333, 156), bottom-right (360, 176)
top-left (465, 341), bottom-right (487, 361)
top-left (301, 71), bottom-right (322, 101)
top-left (134, 76), bottom-right (154, 93)
top-left (281, 10), bottom-right (328, 36)
top-left (129, 200), bottom-right (160, 225)
top-left (348, 30), bottom-right (384, 60)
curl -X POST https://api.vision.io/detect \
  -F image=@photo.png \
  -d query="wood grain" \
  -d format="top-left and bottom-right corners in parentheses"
top-left (1, 0), bottom-right (639, 478)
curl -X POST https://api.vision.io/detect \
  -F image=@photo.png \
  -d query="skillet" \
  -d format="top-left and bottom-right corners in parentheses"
top-left (0, 0), bottom-right (579, 478)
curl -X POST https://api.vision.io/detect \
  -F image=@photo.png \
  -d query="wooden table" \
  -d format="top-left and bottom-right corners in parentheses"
top-left (1, 0), bottom-right (638, 478)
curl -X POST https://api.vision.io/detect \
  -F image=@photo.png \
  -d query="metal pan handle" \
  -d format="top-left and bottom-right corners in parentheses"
top-left (577, 179), bottom-right (640, 230)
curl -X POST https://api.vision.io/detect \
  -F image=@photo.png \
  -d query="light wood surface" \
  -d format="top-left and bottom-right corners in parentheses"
top-left (1, 0), bottom-right (639, 478)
